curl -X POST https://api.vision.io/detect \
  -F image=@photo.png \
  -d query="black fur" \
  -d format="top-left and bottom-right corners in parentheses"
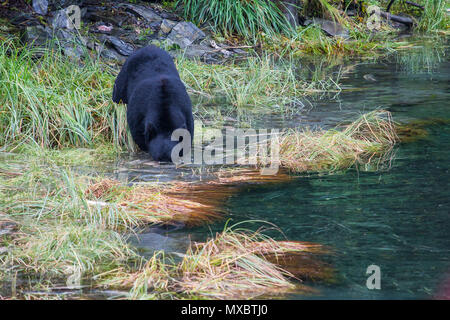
top-left (113, 45), bottom-right (194, 162)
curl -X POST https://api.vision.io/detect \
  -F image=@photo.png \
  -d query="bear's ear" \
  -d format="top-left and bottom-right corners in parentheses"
top-left (112, 61), bottom-right (129, 104)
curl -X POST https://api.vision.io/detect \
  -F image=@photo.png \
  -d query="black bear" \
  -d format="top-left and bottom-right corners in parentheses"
top-left (112, 45), bottom-right (194, 162)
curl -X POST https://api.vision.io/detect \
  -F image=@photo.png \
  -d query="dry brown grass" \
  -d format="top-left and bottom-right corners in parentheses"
top-left (174, 228), bottom-right (330, 299)
top-left (84, 169), bottom-right (295, 227)
top-left (101, 226), bottom-right (332, 300)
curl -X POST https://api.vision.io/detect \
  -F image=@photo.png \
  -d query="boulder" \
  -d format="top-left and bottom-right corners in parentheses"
top-left (167, 22), bottom-right (206, 48)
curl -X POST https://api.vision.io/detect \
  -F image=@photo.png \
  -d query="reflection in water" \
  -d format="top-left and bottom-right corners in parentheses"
top-left (128, 39), bottom-right (449, 299)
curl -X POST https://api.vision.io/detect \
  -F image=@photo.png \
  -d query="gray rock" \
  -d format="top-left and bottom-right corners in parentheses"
top-left (32, 0), bottom-right (48, 15)
top-left (159, 19), bottom-right (177, 36)
top-left (280, 0), bottom-right (299, 27)
top-left (182, 44), bottom-right (211, 58)
top-left (306, 18), bottom-right (350, 38)
top-left (95, 43), bottom-right (127, 64)
top-left (51, 9), bottom-right (71, 29)
top-left (23, 25), bottom-right (52, 47)
top-left (53, 29), bottom-right (87, 60)
top-left (177, 44), bottom-right (223, 64)
top-left (167, 22), bottom-right (206, 48)
top-left (119, 3), bottom-right (162, 24)
top-left (100, 35), bottom-right (135, 56)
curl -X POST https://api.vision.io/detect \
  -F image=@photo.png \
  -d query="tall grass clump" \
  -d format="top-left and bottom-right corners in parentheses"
top-left (276, 110), bottom-right (398, 172)
top-left (0, 39), bottom-right (133, 152)
top-left (417, 0), bottom-right (449, 32)
top-left (176, 226), bottom-right (315, 299)
top-left (177, 0), bottom-right (293, 40)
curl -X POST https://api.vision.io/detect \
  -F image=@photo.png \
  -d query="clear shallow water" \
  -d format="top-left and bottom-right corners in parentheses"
top-left (132, 39), bottom-right (450, 299)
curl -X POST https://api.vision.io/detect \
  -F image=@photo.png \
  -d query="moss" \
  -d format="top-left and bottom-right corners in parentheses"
top-left (397, 118), bottom-right (450, 143)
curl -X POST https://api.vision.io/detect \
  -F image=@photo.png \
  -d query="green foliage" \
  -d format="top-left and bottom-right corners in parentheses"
top-left (176, 0), bottom-right (294, 40)
top-left (417, 0), bottom-right (449, 32)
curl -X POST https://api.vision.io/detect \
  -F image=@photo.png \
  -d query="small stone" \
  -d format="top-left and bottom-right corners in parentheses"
top-left (97, 25), bottom-right (113, 32)
top-left (51, 9), bottom-right (71, 29)
top-left (52, 0), bottom-right (84, 10)
top-left (307, 18), bottom-right (350, 38)
top-left (159, 19), bottom-right (177, 35)
top-left (96, 44), bottom-right (127, 64)
top-left (119, 3), bottom-right (162, 24)
top-left (99, 35), bottom-right (135, 56)
top-left (167, 22), bottom-right (206, 48)
top-left (363, 74), bottom-right (377, 82)
top-left (23, 25), bottom-right (52, 47)
top-left (107, 36), bottom-right (135, 56)
top-left (32, 0), bottom-right (48, 15)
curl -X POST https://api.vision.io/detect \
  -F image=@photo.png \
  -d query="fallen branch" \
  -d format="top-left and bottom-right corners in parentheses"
top-left (405, 1), bottom-right (424, 10)
top-left (387, 0), bottom-right (424, 12)
top-left (380, 11), bottom-right (414, 27)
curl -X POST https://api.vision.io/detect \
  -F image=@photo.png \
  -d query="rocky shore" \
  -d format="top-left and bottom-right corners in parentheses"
top-left (3, 0), bottom-right (247, 64)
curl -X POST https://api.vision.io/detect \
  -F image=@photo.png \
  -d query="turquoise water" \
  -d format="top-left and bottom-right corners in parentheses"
top-left (132, 39), bottom-right (450, 299)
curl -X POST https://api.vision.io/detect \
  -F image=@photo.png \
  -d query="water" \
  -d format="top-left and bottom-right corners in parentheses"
top-left (131, 38), bottom-right (450, 299)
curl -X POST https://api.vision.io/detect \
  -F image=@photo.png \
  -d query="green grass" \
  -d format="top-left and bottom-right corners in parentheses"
top-left (8, 223), bottom-right (138, 279)
top-left (177, 0), bottom-right (293, 40)
top-left (417, 0), bottom-right (449, 32)
top-left (178, 53), bottom-right (340, 110)
top-left (0, 38), bottom-right (133, 152)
